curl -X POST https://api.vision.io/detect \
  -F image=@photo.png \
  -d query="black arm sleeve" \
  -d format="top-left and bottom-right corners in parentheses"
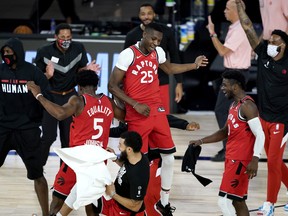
top-left (167, 114), bottom-right (188, 130)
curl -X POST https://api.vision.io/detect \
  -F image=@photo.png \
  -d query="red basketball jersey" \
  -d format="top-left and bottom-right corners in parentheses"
top-left (226, 96), bottom-right (256, 160)
top-left (69, 94), bottom-right (114, 149)
top-left (123, 45), bottom-right (164, 121)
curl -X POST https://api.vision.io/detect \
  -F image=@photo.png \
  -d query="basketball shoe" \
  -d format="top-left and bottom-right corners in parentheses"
top-left (154, 200), bottom-right (176, 216)
top-left (257, 202), bottom-right (274, 216)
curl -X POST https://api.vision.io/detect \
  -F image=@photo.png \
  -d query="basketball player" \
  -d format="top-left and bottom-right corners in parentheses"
top-left (27, 70), bottom-right (125, 215)
top-left (108, 22), bottom-right (208, 215)
top-left (190, 70), bottom-right (265, 215)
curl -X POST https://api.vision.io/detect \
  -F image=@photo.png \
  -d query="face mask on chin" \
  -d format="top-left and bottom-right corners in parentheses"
top-left (57, 39), bottom-right (71, 49)
top-left (2, 54), bottom-right (16, 67)
top-left (267, 44), bottom-right (280, 58)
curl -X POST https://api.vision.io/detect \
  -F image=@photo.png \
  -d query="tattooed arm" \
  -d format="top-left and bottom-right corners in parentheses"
top-left (235, 0), bottom-right (260, 50)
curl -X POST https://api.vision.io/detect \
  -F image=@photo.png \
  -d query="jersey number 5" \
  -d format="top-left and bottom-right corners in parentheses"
top-left (92, 118), bottom-right (104, 140)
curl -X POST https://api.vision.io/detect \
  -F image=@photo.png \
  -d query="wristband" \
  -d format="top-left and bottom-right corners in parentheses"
top-left (199, 139), bottom-right (204, 144)
top-left (36, 93), bottom-right (43, 100)
top-left (133, 102), bottom-right (139, 109)
top-left (194, 62), bottom-right (200, 70)
top-left (210, 33), bottom-right (217, 38)
top-left (110, 191), bottom-right (116, 198)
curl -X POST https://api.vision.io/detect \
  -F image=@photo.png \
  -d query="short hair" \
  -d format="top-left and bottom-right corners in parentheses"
top-left (75, 70), bottom-right (99, 87)
top-left (272, 29), bottom-right (288, 45)
top-left (139, 3), bottom-right (154, 12)
top-left (145, 23), bottom-right (163, 34)
top-left (55, 23), bottom-right (72, 35)
top-left (120, 131), bottom-right (143, 153)
top-left (222, 70), bottom-right (246, 90)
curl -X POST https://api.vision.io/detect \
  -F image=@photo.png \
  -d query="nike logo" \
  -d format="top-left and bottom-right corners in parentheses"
top-left (136, 55), bottom-right (141, 59)
top-left (119, 212), bottom-right (127, 215)
top-left (273, 131), bottom-right (280, 135)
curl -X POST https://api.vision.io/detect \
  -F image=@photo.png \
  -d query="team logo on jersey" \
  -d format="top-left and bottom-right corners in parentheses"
top-left (136, 186), bottom-right (142, 198)
top-left (57, 176), bottom-right (65, 186)
top-left (230, 179), bottom-right (239, 188)
top-left (158, 107), bottom-right (165, 112)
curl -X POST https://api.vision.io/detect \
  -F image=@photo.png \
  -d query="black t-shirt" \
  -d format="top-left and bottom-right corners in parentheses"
top-left (115, 153), bottom-right (150, 213)
top-left (254, 43), bottom-right (288, 125)
top-left (35, 41), bottom-right (88, 92)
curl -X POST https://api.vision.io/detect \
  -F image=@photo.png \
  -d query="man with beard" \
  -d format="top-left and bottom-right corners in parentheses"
top-left (236, 0), bottom-right (288, 214)
top-left (190, 70), bottom-right (265, 215)
top-left (35, 23), bottom-right (100, 166)
top-left (57, 131), bottom-right (150, 216)
top-left (207, 0), bottom-right (252, 162)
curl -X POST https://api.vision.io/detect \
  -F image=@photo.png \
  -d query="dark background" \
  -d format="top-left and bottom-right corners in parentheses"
top-left (0, 0), bottom-right (262, 112)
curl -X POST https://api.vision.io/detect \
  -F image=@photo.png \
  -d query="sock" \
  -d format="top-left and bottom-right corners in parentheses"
top-left (160, 189), bottom-right (170, 206)
top-left (56, 213), bottom-right (62, 216)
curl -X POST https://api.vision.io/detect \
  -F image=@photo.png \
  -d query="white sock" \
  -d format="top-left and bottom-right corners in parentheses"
top-left (160, 189), bottom-right (170, 206)
top-left (56, 213), bottom-right (62, 216)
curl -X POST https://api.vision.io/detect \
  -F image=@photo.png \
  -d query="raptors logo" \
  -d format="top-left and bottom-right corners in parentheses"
top-left (57, 176), bottom-right (65, 186)
top-left (231, 179), bottom-right (239, 188)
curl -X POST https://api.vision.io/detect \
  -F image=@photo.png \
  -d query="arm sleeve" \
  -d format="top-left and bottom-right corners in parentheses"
top-left (167, 114), bottom-right (188, 130)
top-left (247, 117), bottom-right (265, 158)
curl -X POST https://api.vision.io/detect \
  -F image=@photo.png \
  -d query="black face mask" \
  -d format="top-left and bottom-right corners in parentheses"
top-left (2, 54), bottom-right (16, 67)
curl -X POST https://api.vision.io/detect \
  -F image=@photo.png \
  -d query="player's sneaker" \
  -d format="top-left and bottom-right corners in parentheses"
top-left (154, 200), bottom-right (176, 216)
top-left (284, 203), bottom-right (288, 212)
top-left (257, 202), bottom-right (274, 216)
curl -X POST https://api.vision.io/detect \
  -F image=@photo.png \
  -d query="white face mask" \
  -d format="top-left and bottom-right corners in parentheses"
top-left (267, 44), bottom-right (280, 58)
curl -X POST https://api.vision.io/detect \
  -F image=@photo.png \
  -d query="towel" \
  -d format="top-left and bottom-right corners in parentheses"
top-left (181, 144), bottom-right (212, 187)
top-left (54, 145), bottom-right (117, 209)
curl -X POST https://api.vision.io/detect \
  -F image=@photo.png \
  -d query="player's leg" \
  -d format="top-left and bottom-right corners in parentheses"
top-left (50, 163), bottom-right (76, 215)
top-left (149, 114), bottom-right (176, 215)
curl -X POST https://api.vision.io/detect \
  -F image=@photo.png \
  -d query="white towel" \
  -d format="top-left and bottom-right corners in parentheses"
top-left (54, 145), bottom-right (117, 210)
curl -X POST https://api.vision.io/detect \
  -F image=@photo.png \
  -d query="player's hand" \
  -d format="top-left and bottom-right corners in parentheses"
top-left (189, 139), bottom-right (203, 146)
top-left (105, 183), bottom-right (116, 197)
top-left (134, 103), bottom-right (150, 117)
top-left (245, 156), bottom-right (259, 179)
top-left (27, 81), bottom-right (41, 97)
top-left (86, 60), bottom-right (101, 74)
top-left (174, 83), bottom-right (183, 103)
top-left (186, 122), bottom-right (200, 131)
top-left (195, 55), bottom-right (209, 68)
top-left (106, 147), bottom-right (116, 155)
top-left (206, 16), bottom-right (215, 35)
top-left (46, 61), bottom-right (54, 79)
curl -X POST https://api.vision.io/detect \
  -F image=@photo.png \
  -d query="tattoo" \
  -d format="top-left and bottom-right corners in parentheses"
top-left (236, 0), bottom-right (260, 49)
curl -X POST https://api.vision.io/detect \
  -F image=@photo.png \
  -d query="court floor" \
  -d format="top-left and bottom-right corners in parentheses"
top-left (0, 111), bottom-right (288, 215)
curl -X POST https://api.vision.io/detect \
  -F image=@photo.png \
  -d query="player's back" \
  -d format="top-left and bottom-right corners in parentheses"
top-left (70, 94), bottom-right (114, 148)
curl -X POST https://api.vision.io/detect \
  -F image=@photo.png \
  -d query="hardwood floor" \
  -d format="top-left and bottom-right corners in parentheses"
top-left (1, 111), bottom-right (288, 215)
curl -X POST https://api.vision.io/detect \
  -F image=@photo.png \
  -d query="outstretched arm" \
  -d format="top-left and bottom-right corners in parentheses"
top-left (189, 125), bottom-right (228, 146)
top-left (235, 0), bottom-right (260, 50)
top-left (159, 55), bottom-right (209, 74)
top-left (27, 81), bottom-right (82, 120)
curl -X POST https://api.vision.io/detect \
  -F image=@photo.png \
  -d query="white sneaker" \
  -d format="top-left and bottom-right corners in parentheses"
top-left (284, 203), bottom-right (288, 212)
top-left (257, 202), bottom-right (274, 216)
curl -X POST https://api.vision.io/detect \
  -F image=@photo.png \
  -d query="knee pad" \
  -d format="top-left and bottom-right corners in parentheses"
top-left (217, 196), bottom-right (236, 216)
